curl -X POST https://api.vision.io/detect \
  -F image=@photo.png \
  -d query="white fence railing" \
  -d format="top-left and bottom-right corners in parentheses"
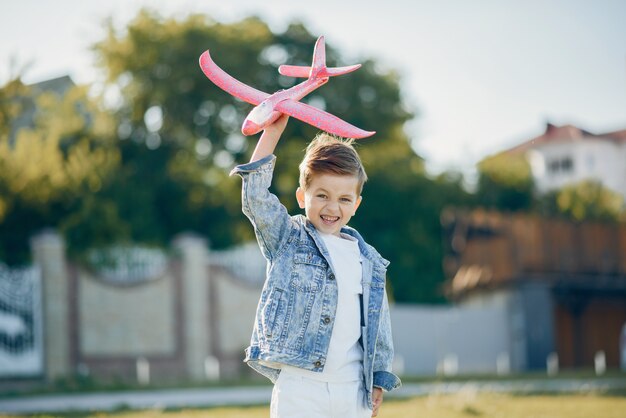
top-left (209, 242), bottom-right (266, 285)
top-left (0, 263), bottom-right (43, 377)
top-left (86, 246), bottom-right (168, 285)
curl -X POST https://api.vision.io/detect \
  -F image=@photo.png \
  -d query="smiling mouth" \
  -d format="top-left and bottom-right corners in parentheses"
top-left (320, 215), bottom-right (340, 225)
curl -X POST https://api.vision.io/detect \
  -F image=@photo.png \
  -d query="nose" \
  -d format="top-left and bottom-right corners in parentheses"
top-left (325, 200), bottom-right (340, 212)
top-left (242, 119), bottom-right (262, 136)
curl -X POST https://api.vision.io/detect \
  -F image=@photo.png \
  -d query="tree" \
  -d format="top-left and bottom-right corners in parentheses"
top-left (0, 77), bottom-right (120, 264)
top-left (90, 10), bottom-right (469, 303)
top-left (538, 180), bottom-right (626, 223)
top-left (353, 168), bottom-right (472, 303)
top-left (474, 151), bottom-right (626, 224)
top-left (475, 152), bottom-right (534, 211)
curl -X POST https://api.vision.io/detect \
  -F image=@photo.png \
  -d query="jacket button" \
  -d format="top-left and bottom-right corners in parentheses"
top-left (328, 273), bottom-right (335, 280)
top-left (314, 361), bottom-right (322, 367)
top-left (323, 317), bottom-right (331, 324)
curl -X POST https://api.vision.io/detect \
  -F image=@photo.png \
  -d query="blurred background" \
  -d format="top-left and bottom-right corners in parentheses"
top-left (0, 0), bottom-right (625, 398)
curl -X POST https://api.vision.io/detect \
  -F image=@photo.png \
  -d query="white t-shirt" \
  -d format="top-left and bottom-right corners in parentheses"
top-left (282, 232), bottom-right (363, 382)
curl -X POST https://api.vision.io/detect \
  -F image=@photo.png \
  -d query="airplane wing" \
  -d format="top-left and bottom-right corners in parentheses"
top-left (199, 50), bottom-right (270, 106)
top-left (279, 64), bottom-right (361, 78)
top-left (278, 65), bottom-right (312, 78)
top-left (275, 99), bottom-right (375, 139)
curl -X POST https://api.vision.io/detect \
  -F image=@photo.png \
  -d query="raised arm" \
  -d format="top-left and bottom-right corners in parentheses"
top-left (231, 114), bottom-right (293, 261)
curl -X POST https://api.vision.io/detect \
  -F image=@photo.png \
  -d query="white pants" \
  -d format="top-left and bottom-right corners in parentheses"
top-left (270, 369), bottom-right (372, 418)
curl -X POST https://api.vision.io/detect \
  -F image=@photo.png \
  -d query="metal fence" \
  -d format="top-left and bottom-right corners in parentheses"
top-left (0, 263), bottom-right (42, 377)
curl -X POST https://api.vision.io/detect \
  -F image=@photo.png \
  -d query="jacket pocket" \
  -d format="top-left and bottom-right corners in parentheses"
top-left (290, 251), bottom-right (326, 292)
top-left (262, 288), bottom-right (284, 339)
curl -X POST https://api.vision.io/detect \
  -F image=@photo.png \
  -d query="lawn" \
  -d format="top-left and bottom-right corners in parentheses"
top-left (12, 392), bottom-right (626, 418)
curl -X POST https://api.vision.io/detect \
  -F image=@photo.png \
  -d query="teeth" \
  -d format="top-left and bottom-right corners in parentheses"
top-left (321, 215), bottom-right (339, 222)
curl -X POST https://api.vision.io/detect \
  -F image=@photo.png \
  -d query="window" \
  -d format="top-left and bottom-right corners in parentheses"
top-left (547, 156), bottom-right (574, 175)
top-left (560, 157), bottom-right (573, 172)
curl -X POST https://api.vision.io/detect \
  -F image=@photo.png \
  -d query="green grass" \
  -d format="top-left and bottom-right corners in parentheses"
top-left (6, 393), bottom-right (626, 418)
top-left (400, 369), bottom-right (626, 383)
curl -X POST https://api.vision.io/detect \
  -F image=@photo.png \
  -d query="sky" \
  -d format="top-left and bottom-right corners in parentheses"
top-left (1, 0), bottom-right (625, 175)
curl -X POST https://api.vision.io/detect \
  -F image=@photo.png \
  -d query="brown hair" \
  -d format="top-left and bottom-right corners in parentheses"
top-left (298, 133), bottom-right (368, 193)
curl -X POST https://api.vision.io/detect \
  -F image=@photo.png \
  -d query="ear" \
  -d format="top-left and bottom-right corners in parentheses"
top-left (296, 187), bottom-right (306, 209)
top-left (353, 196), bottom-right (363, 215)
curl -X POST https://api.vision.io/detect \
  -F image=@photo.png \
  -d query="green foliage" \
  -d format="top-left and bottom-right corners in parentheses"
top-left (0, 78), bottom-right (119, 264)
top-left (537, 180), bottom-right (626, 223)
top-left (475, 152), bottom-right (626, 224)
top-left (354, 168), bottom-right (472, 303)
top-left (475, 152), bottom-right (534, 211)
top-left (91, 10), bottom-right (273, 249)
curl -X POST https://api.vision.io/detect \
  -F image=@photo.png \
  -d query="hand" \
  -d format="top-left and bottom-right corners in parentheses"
top-left (264, 113), bottom-right (289, 135)
top-left (372, 387), bottom-right (383, 417)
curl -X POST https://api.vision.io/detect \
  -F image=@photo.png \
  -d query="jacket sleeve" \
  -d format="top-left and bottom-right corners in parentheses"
top-left (230, 155), bottom-right (295, 261)
top-left (372, 291), bottom-right (402, 392)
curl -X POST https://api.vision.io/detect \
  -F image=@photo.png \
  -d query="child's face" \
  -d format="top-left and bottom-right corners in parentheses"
top-left (296, 173), bottom-right (362, 237)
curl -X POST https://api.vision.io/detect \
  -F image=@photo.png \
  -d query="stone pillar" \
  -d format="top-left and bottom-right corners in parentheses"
top-left (173, 234), bottom-right (210, 381)
top-left (621, 323), bottom-right (626, 371)
top-left (520, 281), bottom-right (555, 370)
top-left (31, 230), bottom-right (70, 381)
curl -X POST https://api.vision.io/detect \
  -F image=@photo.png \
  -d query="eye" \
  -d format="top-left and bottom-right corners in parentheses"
top-left (316, 193), bottom-right (327, 199)
top-left (340, 198), bottom-right (352, 203)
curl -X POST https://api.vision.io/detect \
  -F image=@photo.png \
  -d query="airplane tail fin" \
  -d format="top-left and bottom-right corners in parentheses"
top-left (278, 36), bottom-right (361, 79)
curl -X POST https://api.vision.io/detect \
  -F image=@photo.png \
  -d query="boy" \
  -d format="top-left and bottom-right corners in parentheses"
top-left (231, 115), bottom-right (401, 417)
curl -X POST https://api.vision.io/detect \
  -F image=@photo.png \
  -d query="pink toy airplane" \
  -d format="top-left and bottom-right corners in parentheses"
top-left (199, 36), bottom-right (375, 139)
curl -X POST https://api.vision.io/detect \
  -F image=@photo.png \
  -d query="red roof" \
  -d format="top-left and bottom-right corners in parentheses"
top-left (505, 123), bottom-right (626, 155)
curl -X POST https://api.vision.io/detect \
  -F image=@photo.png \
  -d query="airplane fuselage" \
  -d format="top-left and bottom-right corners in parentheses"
top-left (242, 76), bottom-right (329, 135)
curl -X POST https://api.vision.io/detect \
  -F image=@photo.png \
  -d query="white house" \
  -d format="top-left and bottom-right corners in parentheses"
top-left (504, 123), bottom-right (626, 199)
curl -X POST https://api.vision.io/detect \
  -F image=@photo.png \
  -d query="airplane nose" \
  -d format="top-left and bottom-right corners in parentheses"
top-left (242, 119), bottom-right (262, 136)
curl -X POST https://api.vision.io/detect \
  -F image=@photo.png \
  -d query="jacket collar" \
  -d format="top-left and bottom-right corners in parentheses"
top-left (295, 215), bottom-right (390, 270)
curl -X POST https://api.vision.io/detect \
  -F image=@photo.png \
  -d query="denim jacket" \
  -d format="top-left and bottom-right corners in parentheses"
top-left (231, 154), bottom-right (401, 407)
